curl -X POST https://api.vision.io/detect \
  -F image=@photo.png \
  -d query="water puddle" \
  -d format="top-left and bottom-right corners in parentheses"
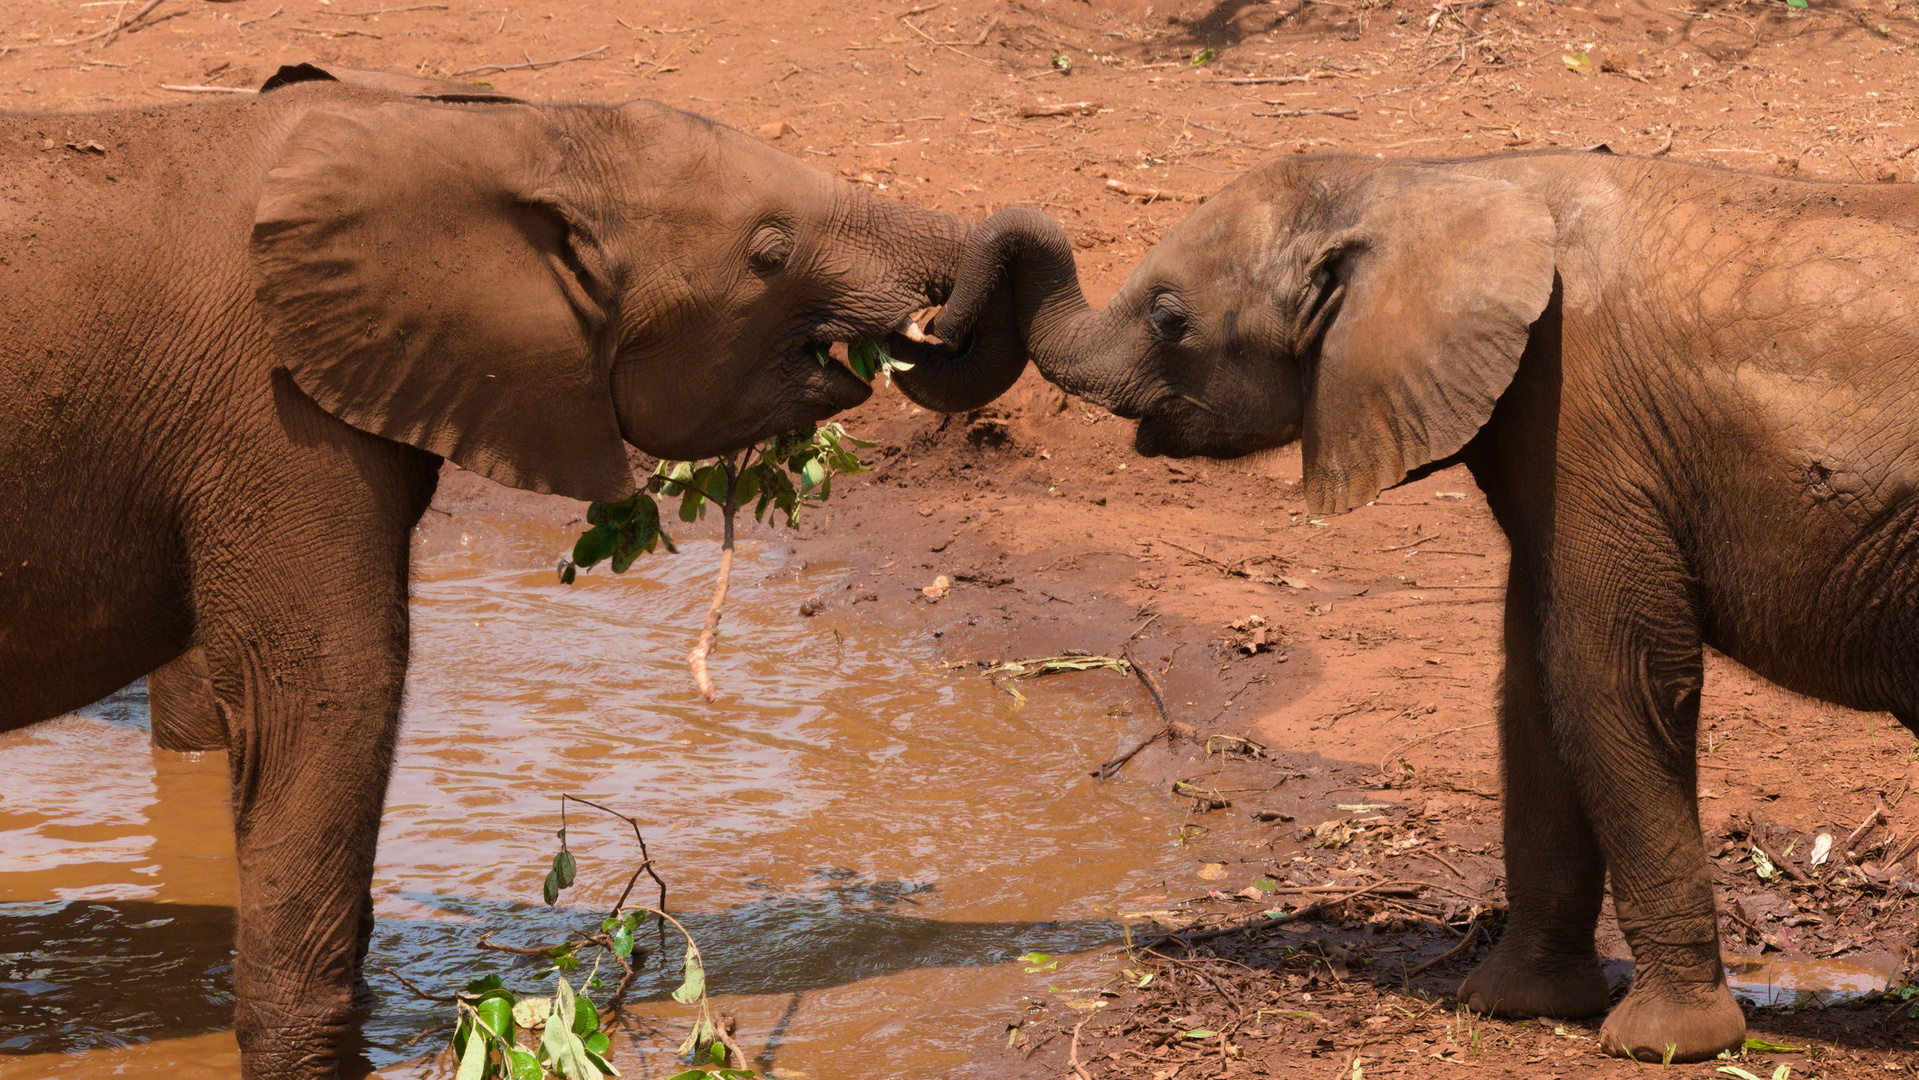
top-left (1725, 952), bottom-right (1903, 1009)
top-left (1, 499), bottom-right (1191, 1077)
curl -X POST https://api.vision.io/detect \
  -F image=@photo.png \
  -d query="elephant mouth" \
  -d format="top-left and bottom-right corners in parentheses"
top-left (796, 338), bottom-right (877, 411)
top-left (1135, 402), bottom-right (1288, 461)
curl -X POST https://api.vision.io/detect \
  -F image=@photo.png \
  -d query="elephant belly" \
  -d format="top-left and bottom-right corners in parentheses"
top-left (1696, 477), bottom-right (1919, 719)
top-left (0, 524), bottom-right (187, 730)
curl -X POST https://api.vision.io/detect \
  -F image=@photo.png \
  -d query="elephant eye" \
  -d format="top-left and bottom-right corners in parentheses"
top-left (1148, 306), bottom-right (1189, 344)
top-left (747, 224), bottom-right (794, 276)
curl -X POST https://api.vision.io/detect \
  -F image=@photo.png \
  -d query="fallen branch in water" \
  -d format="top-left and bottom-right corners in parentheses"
top-left (1094, 649), bottom-right (1176, 779)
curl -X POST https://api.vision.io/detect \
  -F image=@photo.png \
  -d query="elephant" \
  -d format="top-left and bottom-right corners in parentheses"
top-left (0, 64), bottom-right (1019, 1079)
top-left (931, 151), bottom-right (1919, 1061)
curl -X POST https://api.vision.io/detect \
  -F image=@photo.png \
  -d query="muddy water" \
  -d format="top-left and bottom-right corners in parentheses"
top-left (1, 498), bottom-right (1189, 1078)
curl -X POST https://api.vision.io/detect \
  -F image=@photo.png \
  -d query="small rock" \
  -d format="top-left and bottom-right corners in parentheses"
top-left (1197, 863), bottom-right (1227, 880)
top-left (920, 574), bottom-right (951, 601)
top-left (798, 596), bottom-right (824, 617)
top-left (757, 120), bottom-right (796, 139)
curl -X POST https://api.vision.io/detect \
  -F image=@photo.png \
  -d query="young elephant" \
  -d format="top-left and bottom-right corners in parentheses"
top-left (937, 152), bottom-right (1919, 1061)
top-left (0, 71), bottom-right (1017, 1078)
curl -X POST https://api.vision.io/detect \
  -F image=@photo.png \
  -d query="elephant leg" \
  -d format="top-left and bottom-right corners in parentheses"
top-left (1547, 519), bottom-right (1743, 1063)
top-left (149, 646), bottom-right (229, 752)
top-left (199, 551), bottom-right (412, 1080)
top-left (1459, 563), bottom-right (1611, 1019)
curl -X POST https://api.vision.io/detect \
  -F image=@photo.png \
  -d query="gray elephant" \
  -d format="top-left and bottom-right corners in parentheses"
top-left (0, 65), bottom-right (1016, 1079)
top-left (932, 151), bottom-right (1919, 1061)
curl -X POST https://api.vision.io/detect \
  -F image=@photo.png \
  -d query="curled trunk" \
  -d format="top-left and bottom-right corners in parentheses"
top-left (902, 207), bottom-right (1143, 415)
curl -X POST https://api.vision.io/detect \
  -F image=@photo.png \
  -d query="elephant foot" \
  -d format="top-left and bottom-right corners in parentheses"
top-left (1459, 942), bottom-right (1611, 1019)
top-left (1598, 978), bottom-right (1746, 1063)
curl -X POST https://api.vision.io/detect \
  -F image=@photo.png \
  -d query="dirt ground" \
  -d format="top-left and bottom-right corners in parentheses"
top-left (9, 0), bottom-right (1919, 1075)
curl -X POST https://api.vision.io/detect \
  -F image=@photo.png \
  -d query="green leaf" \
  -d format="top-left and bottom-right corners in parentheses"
top-left (672, 943), bottom-right (706, 1005)
top-left (463, 974), bottom-right (508, 997)
top-left (1190, 47), bottom-right (1215, 65)
top-left (544, 868), bottom-right (562, 906)
top-left (573, 993), bottom-right (599, 1037)
top-left (1743, 1037), bottom-right (1802, 1053)
top-left (1018, 951), bottom-right (1059, 972)
top-left (507, 1049), bottom-right (543, 1080)
top-left (585, 1031), bottom-right (611, 1056)
top-left (1252, 878), bottom-right (1280, 893)
top-left (456, 1021), bottom-right (489, 1080)
top-left (612, 923), bottom-right (634, 958)
top-left (1181, 1029), bottom-right (1216, 1039)
top-left (667, 1073), bottom-right (709, 1080)
top-left (1717, 1068), bottom-right (1764, 1080)
top-left (560, 562), bottom-right (577, 584)
top-left (1562, 51), bottom-right (1593, 74)
top-left (1050, 51), bottom-right (1071, 71)
top-left (554, 849), bottom-right (577, 889)
top-left (676, 1013), bottom-right (717, 1059)
top-left (543, 974), bottom-right (603, 1080)
top-left (572, 525), bottom-right (617, 568)
top-left (584, 1046), bottom-right (622, 1077)
top-left (799, 457), bottom-right (827, 495)
top-left (1785, 0), bottom-right (1807, 7)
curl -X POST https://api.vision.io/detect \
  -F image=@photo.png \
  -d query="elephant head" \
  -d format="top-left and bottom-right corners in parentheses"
top-left (250, 93), bottom-right (1024, 504)
top-left (930, 158), bottom-right (1558, 514)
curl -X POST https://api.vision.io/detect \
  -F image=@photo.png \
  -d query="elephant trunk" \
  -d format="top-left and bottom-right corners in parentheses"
top-left (884, 209), bottom-right (1029, 414)
top-left (907, 207), bottom-right (1146, 416)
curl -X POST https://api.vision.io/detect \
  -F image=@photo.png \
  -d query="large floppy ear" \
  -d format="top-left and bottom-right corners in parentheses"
top-left (252, 102), bottom-right (633, 503)
top-left (1297, 168), bottom-right (1556, 515)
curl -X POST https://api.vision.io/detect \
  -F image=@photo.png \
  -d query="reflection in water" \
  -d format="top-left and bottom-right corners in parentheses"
top-left (1, 497), bottom-right (1189, 1078)
top-left (1726, 952), bottom-right (1903, 1009)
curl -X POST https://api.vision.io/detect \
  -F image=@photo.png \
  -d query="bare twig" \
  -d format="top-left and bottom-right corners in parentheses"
top-left (1019, 101), bottom-right (1100, 117)
top-left (159, 84), bottom-right (254, 94)
top-left (1095, 648), bottom-right (1176, 779)
top-left (1105, 178), bottom-right (1204, 203)
top-left (1068, 1017), bottom-right (1093, 1080)
top-left (1253, 107), bottom-right (1360, 119)
top-left (1845, 798), bottom-right (1891, 861)
top-left (53, 0), bottom-right (165, 47)
top-left (324, 3), bottom-right (448, 16)
top-left (382, 966), bottom-right (459, 1002)
top-left (685, 454), bottom-right (740, 702)
top-left (1405, 918), bottom-right (1486, 977)
top-left (1378, 721), bottom-right (1494, 772)
top-left (454, 44), bottom-right (608, 77)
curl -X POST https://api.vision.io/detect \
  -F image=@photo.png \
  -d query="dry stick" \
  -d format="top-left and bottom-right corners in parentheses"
top-left (684, 457), bottom-right (741, 702)
top-left (1141, 880), bottom-right (1411, 950)
top-left (1252, 107), bottom-right (1360, 119)
top-left (1067, 1018), bottom-right (1094, 1080)
top-left (1105, 178), bottom-right (1204, 203)
top-left (1217, 74), bottom-right (1315, 85)
top-left (455, 44), bottom-right (608, 77)
top-left (382, 966), bottom-right (459, 1002)
top-left (1405, 918), bottom-right (1486, 977)
top-left (1095, 650), bottom-right (1174, 779)
top-left (160, 84), bottom-right (254, 94)
top-left (1378, 721), bottom-right (1494, 772)
top-left (1844, 797), bottom-right (1891, 860)
top-left (48, 0), bottom-right (165, 47)
top-left (325, 3), bottom-right (449, 16)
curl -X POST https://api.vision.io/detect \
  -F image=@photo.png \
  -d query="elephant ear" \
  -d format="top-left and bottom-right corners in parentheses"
top-left (1299, 168), bottom-right (1556, 515)
top-left (252, 102), bottom-right (633, 503)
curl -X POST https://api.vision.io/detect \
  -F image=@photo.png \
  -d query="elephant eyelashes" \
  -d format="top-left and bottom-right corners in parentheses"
top-left (747, 224), bottom-right (795, 275)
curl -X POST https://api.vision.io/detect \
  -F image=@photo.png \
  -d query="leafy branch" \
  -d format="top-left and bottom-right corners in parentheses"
top-left (412, 796), bottom-right (755, 1080)
top-left (559, 422), bottom-right (873, 700)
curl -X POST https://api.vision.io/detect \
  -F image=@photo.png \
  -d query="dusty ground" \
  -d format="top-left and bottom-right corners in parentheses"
top-left (8, 0), bottom-right (1919, 1075)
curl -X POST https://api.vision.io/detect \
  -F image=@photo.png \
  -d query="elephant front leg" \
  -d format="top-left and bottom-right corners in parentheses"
top-left (1459, 567), bottom-right (1612, 1020)
top-left (203, 590), bottom-right (409, 1079)
top-left (1546, 526), bottom-right (1744, 1063)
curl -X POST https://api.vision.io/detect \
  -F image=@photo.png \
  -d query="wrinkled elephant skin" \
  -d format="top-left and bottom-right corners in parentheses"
top-left (949, 152), bottom-right (1919, 1062)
